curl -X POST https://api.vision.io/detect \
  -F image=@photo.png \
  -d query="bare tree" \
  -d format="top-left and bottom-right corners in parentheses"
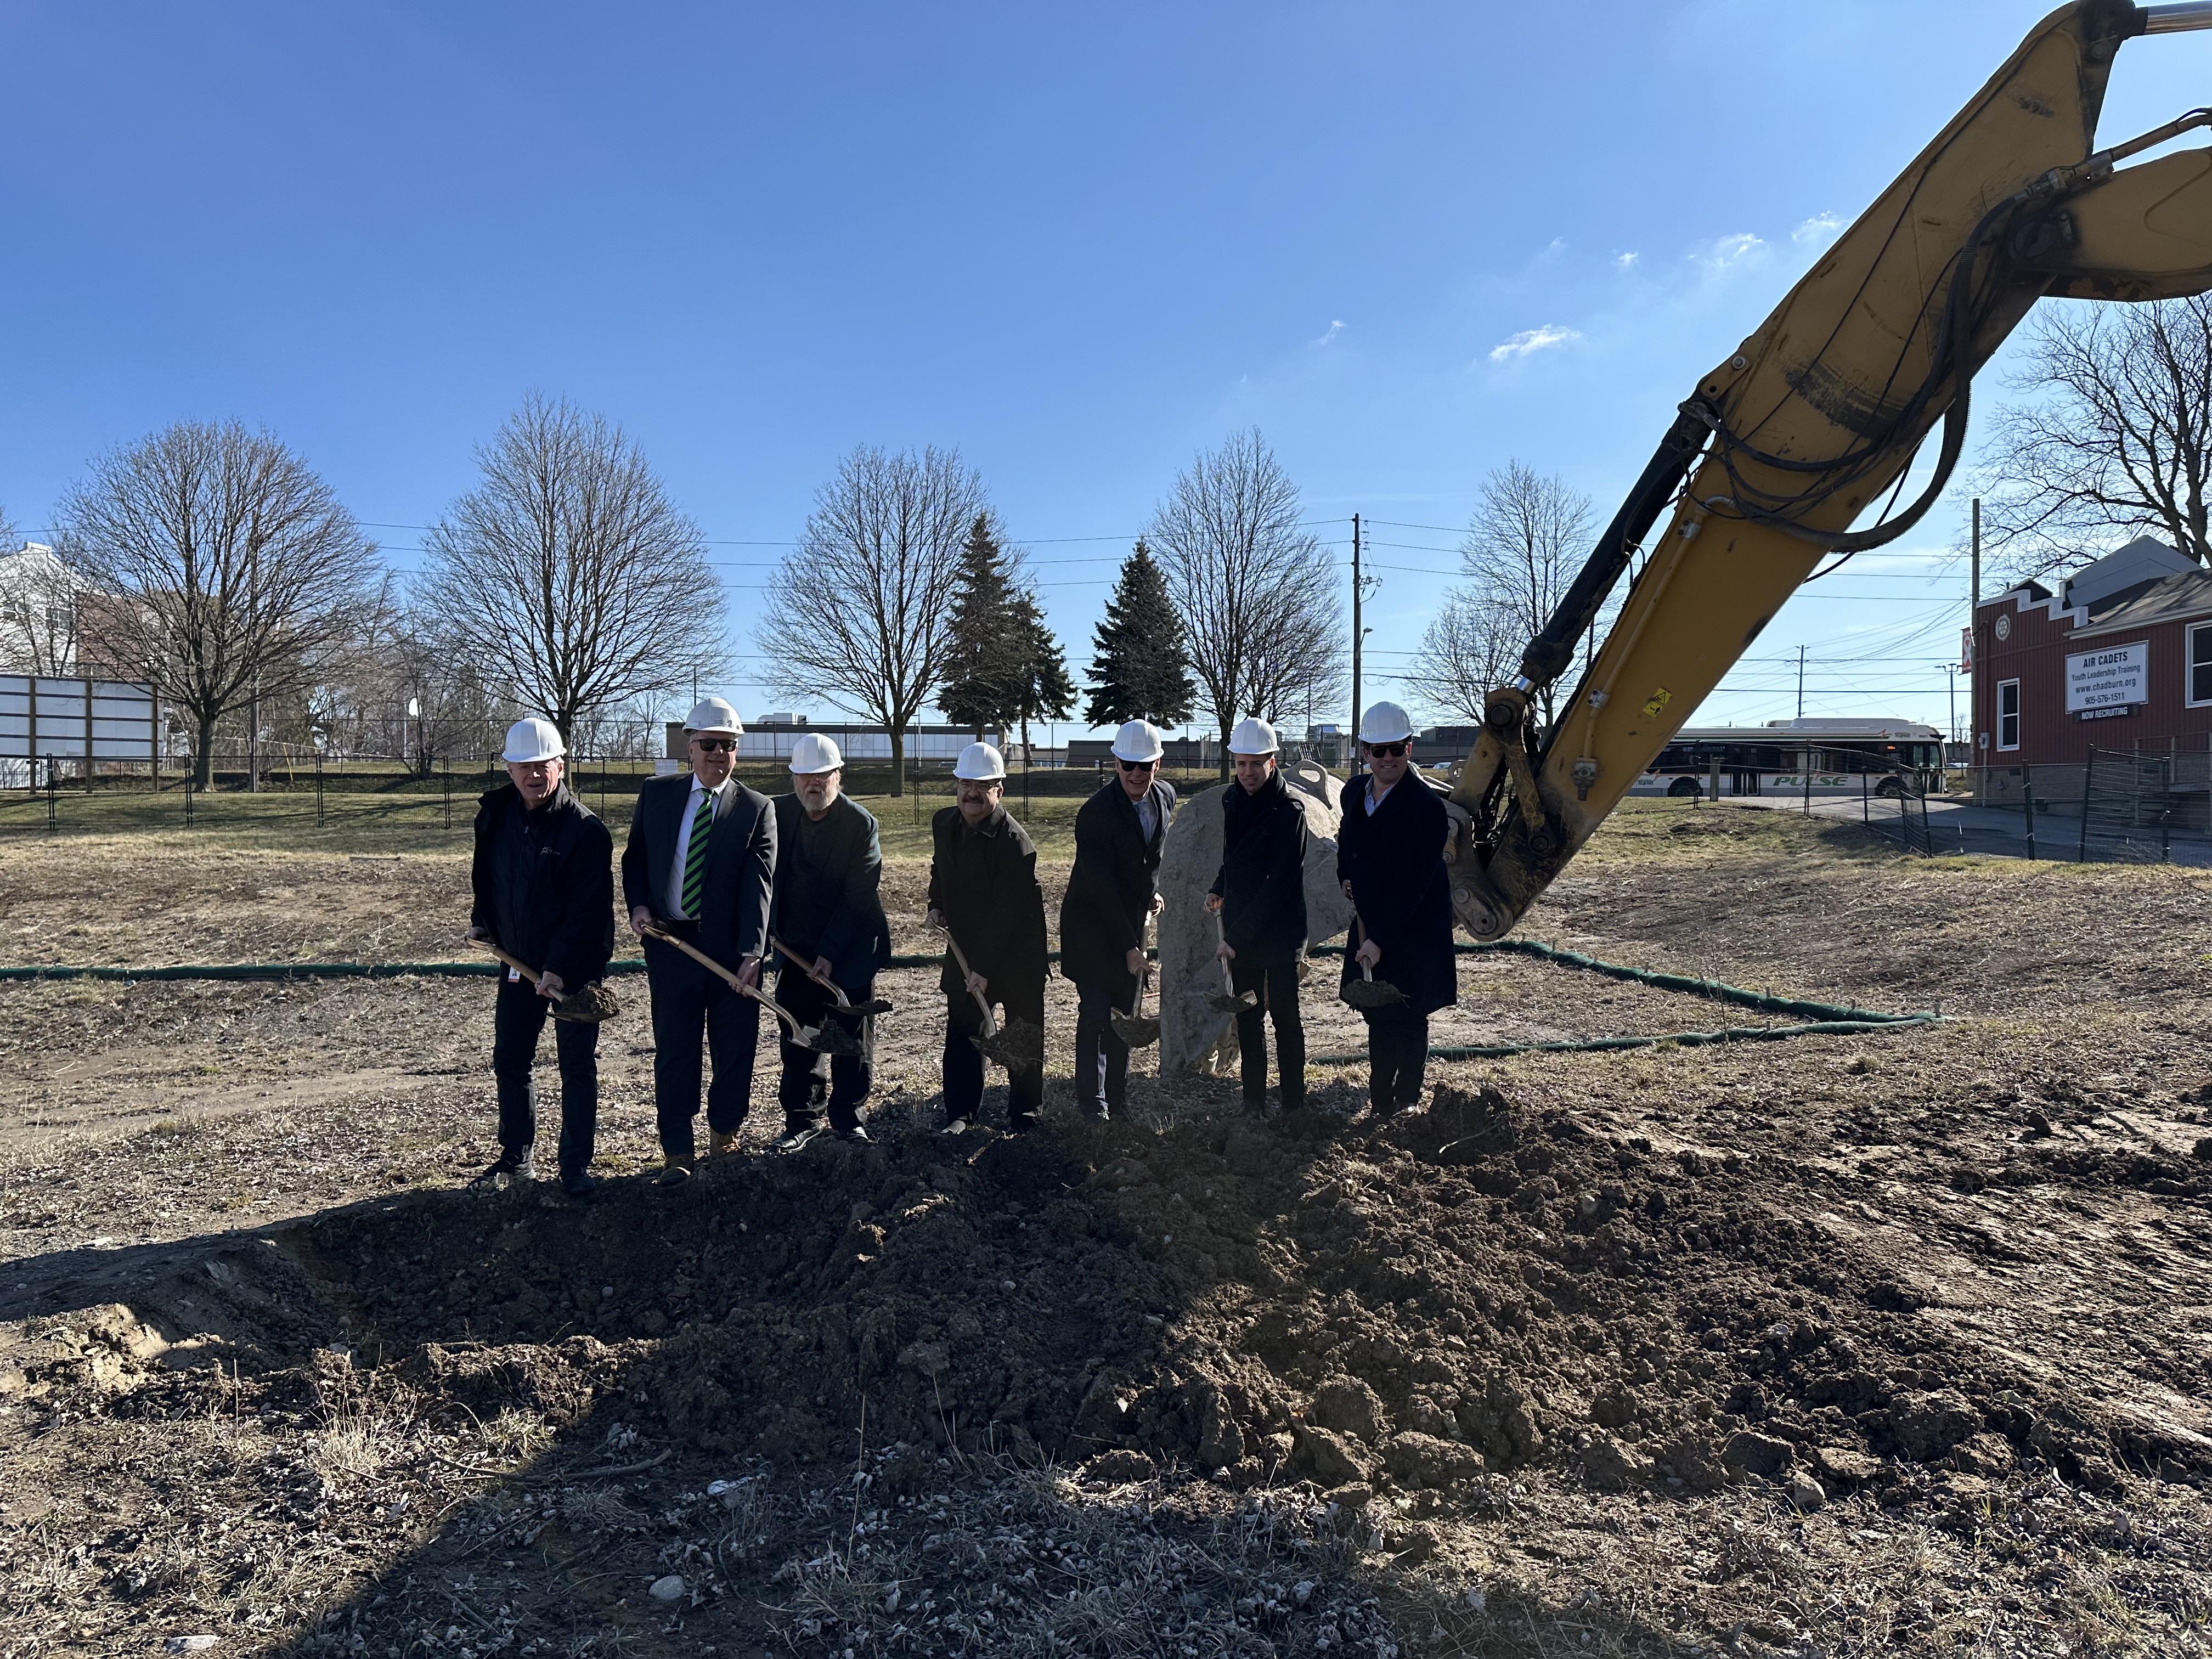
top-left (417, 396), bottom-right (718, 746)
top-left (1147, 428), bottom-right (1341, 773)
top-left (58, 421), bottom-right (380, 786)
top-left (756, 445), bottom-right (987, 796)
top-left (1410, 590), bottom-right (1521, 725)
top-left (1976, 295), bottom-right (2212, 579)
top-left (1446, 461), bottom-right (1594, 734)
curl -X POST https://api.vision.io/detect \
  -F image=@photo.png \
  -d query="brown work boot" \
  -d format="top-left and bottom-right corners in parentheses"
top-left (709, 1129), bottom-right (742, 1159)
top-left (654, 1152), bottom-right (695, 1188)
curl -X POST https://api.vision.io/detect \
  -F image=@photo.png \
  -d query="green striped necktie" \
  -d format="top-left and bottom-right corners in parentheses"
top-left (681, 790), bottom-right (713, 916)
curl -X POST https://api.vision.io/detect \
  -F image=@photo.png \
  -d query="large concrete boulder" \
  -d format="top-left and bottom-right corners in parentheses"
top-left (1158, 759), bottom-right (1356, 1073)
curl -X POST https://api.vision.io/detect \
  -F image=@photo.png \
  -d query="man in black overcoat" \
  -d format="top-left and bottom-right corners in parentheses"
top-left (620, 696), bottom-right (777, 1184)
top-left (466, 716), bottom-right (614, 1197)
top-left (927, 742), bottom-right (1048, 1133)
top-left (1059, 719), bottom-right (1175, 1120)
top-left (1206, 717), bottom-right (1308, 1115)
top-left (1337, 702), bottom-right (1457, 1115)
top-left (770, 732), bottom-right (891, 1149)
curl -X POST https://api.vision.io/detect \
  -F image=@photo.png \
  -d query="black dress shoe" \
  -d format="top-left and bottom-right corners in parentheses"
top-left (772, 1125), bottom-right (822, 1154)
top-left (468, 1148), bottom-right (535, 1190)
top-left (560, 1170), bottom-right (597, 1199)
top-left (832, 1122), bottom-right (872, 1143)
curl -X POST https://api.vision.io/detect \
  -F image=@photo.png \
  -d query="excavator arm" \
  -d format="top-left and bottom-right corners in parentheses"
top-left (1450, 0), bottom-right (2212, 941)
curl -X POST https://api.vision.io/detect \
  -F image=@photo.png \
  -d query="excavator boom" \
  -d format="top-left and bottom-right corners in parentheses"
top-left (1450, 0), bottom-right (2212, 941)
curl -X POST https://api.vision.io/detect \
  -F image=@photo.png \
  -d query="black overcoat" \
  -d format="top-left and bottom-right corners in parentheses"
top-left (928, 803), bottom-right (1048, 998)
top-left (470, 781), bottom-right (614, 991)
top-left (1336, 774), bottom-right (1458, 1018)
top-left (1207, 770), bottom-right (1308, 964)
top-left (619, 771), bottom-right (777, 972)
top-left (770, 792), bottom-right (892, 993)
top-left (1059, 776), bottom-right (1175, 994)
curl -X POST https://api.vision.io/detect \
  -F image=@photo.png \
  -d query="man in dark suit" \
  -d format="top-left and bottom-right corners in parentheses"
top-left (1207, 717), bottom-right (1309, 1116)
top-left (769, 732), bottom-right (891, 1150)
top-left (927, 741), bottom-right (1047, 1133)
top-left (620, 696), bottom-right (776, 1185)
top-left (1336, 701), bottom-right (1457, 1116)
top-left (1059, 719), bottom-right (1174, 1120)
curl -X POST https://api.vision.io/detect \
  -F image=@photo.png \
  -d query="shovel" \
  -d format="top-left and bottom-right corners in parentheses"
top-left (643, 925), bottom-right (864, 1058)
top-left (771, 938), bottom-right (894, 1017)
top-left (1340, 913), bottom-right (1409, 1010)
top-left (1108, 927), bottom-right (1160, 1049)
top-left (473, 939), bottom-right (620, 1023)
top-left (935, 921), bottom-right (1045, 1068)
top-left (1205, 911), bottom-right (1258, 1013)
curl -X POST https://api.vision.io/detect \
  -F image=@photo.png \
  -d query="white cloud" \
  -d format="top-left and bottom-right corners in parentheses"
top-left (1615, 251), bottom-right (1640, 271)
top-left (1313, 319), bottom-right (1346, 346)
top-left (1792, 211), bottom-right (1844, 247)
top-left (1487, 324), bottom-right (1582, 363)
top-left (1695, 231), bottom-right (1765, 272)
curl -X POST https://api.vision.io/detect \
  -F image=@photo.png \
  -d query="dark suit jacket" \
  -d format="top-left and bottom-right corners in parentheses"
top-left (620, 771), bottom-right (776, 972)
top-left (1058, 776), bottom-right (1175, 991)
top-left (1209, 770), bottom-right (1309, 963)
top-left (770, 792), bottom-right (891, 992)
top-left (927, 803), bottom-right (1047, 998)
top-left (1336, 773), bottom-right (1457, 1017)
top-left (469, 781), bottom-right (614, 991)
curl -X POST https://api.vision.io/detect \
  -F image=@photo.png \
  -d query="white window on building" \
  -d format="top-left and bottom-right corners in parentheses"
top-left (2190, 621), bottom-right (2212, 707)
top-left (1997, 679), bottom-right (2021, 751)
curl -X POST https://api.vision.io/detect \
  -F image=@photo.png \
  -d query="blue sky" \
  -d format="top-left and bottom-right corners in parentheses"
top-left (6, 1), bottom-right (2211, 743)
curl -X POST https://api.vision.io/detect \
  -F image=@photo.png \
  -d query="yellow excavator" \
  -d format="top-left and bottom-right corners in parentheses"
top-left (1449, 0), bottom-right (2212, 939)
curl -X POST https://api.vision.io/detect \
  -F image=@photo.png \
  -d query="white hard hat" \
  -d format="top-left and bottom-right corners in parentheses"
top-left (953, 741), bottom-right (1006, 781)
top-left (1110, 719), bottom-right (1165, 763)
top-left (1359, 702), bottom-right (1414, 744)
top-left (683, 696), bottom-right (743, 735)
top-left (788, 732), bottom-right (843, 774)
top-left (502, 717), bottom-right (565, 764)
top-left (1228, 716), bottom-right (1278, 756)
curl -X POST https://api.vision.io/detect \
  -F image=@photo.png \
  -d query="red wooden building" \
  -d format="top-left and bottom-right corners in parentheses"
top-left (1972, 537), bottom-right (2212, 803)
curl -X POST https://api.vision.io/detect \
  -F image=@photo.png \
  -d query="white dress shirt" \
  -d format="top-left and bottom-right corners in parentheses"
top-left (666, 775), bottom-right (729, 918)
top-left (1364, 776), bottom-right (1397, 815)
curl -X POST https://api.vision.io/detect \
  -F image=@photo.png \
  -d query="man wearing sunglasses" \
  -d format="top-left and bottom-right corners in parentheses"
top-left (1059, 719), bottom-right (1175, 1119)
top-left (1335, 702), bottom-right (1455, 1116)
top-left (620, 696), bottom-right (777, 1184)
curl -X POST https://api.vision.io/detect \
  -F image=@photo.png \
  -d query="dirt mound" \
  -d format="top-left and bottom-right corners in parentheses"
top-left (284, 1079), bottom-right (2204, 1510)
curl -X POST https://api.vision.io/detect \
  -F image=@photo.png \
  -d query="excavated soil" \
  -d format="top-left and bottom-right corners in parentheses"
top-left (3, 804), bottom-right (2211, 1657)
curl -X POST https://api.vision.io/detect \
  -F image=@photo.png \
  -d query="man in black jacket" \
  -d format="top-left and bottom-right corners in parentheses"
top-left (770, 732), bottom-right (891, 1149)
top-left (1060, 719), bottom-right (1174, 1120)
top-left (928, 741), bottom-right (1047, 1133)
top-left (620, 697), bottom-right (777, 1185)
top-left (466, 716), bottom-right (614, 1197)
top-left (1207, 717), bottom-right (1308, 1115)
top-left (1336, 702), bottom-right (1457, 1115)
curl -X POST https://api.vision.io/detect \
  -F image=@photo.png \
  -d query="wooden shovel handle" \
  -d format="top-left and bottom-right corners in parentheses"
top-left (935, 923), bottom-right (998, 1038)
top-left (1353, 912), bottom-right (1374, 983)
top-left (771, 936), bottom-right (851, 1007)
top-left (645, 926), bottom-right (805, 1039)
top-left (475, 939), bottom-right (543, 989)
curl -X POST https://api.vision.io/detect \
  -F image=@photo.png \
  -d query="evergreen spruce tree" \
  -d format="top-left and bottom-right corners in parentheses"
top-left (939, 512), bottom-right (1024, 739)
top-left (1008, 590), bottom-right (1075, 761)
top-left (1084, 539), bottom-right (1194, 728)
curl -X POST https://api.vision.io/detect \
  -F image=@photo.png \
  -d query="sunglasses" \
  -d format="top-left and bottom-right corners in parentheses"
top-left (1366, 742), bottom-right (1408, 758)
top-left (1117, 758), bottom-right (1157, 772)
top-left (693, 737), bottom-right (736, 753)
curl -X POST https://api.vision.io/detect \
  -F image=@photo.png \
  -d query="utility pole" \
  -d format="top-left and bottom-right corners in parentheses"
top-left (1796, 644), bottom-right (1807, 721)
top-left (1969, 497), bottom-right (1980, 767)
top-left (1349, 513), bottom-right (1363, 770)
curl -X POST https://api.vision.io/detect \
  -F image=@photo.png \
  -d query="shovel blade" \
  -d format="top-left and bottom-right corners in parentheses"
top-left (550, 983), bottom-right (621, 1023)
top-left (1340, 979), bottom-right (1408, 1009)
top-left (1108, 1013), bottom-right (1161, 1048)
top-left (1206, 991), bottom-right (1257, 1013)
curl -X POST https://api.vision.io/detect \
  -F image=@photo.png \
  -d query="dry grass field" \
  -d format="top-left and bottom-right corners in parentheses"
top-left (0, 799), bottom-right (2207, 1658)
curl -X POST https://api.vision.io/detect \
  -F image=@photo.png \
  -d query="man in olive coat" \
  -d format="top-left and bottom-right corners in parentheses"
top-left (770, 732), bottom-right (891, 1149)
top-left (1207, 718), bottom-right (1308, 1115)
top-left (927, 742), bottom-right (1048, 1133)
top-left (1059, 720), bottom-right (1175, 1120)
top-left (620, 697), bottom-right (777, 1183)
top-left (1337, 702), bottom-right (1457, 1115)
top-left (466, 716), bottom-right (614, 1197)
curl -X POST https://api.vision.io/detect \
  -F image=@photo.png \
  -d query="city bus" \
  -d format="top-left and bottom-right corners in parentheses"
top-left (1626, 719), bottom-right (1945, 799)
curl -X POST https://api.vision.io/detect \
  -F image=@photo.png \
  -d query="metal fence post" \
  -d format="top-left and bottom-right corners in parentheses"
top-left (2079, 751), bottom-right (2095, 864)
top-left (45, 754), bottom-right (57, 833)
top-left (316, 749), bottom-right (325, 828)
top-left (2022, 764), bottom-right (2035, 861)
top-left (443, 752), bottom-right (452, 832)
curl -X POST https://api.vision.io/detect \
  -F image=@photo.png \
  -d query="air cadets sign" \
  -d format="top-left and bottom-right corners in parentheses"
top-left (2065, 640), bottom-right (2148, 715)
